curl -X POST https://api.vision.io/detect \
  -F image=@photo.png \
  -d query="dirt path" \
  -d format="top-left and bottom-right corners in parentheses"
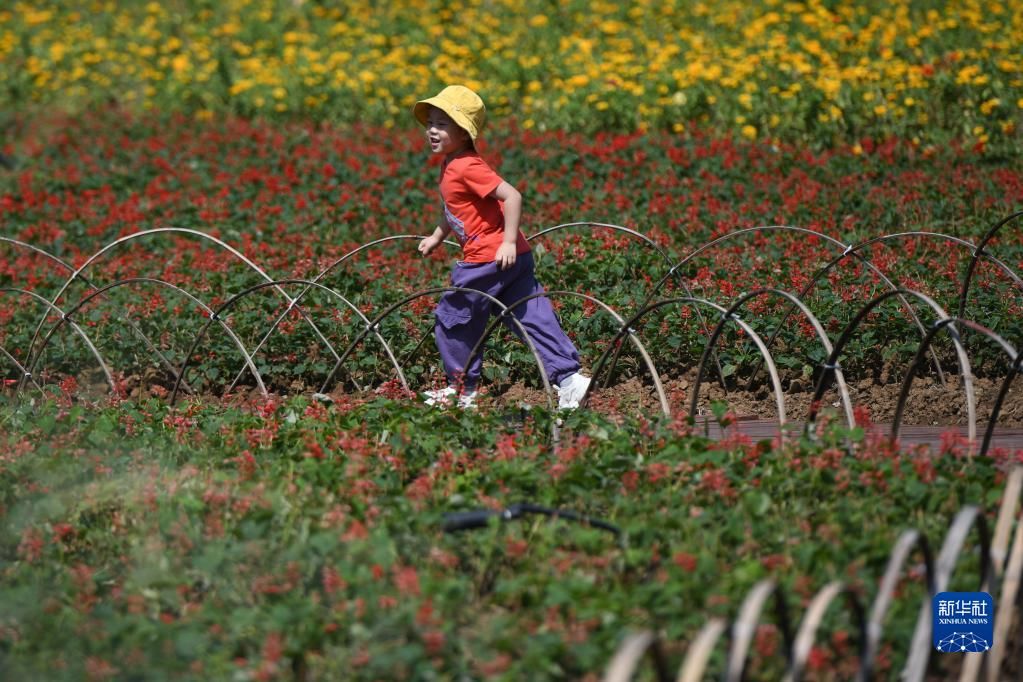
top-left (494, 372), bottom-right (1023, 430)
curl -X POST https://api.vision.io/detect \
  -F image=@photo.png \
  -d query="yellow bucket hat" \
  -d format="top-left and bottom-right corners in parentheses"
top-left (413, 85), bottom-right (486, 141)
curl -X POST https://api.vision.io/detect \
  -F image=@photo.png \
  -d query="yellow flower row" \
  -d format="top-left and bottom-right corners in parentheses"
top-left (1, 0), bottom-right (1020, 144)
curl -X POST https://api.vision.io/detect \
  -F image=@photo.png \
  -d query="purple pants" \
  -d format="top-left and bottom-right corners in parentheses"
top-left (435, 252), bottom-right (581, 390)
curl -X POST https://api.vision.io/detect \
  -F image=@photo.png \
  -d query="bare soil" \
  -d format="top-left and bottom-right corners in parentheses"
top-left (87, 363), bottom-right (1023, 430)
top-left (492, 370), bottom-right (1023, 428)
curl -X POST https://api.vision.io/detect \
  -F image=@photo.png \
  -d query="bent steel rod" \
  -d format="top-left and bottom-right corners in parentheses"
top-left (782, 582), bottom-right (866, 682)
top-left (808, 289), bottom-right (977, 444)
top-left (724, 578), bottom-right (794, 682)
top-left (958, 210), bottom-right (1023, 320)
top-left (585, 296), bottom-right (787, 435)
top-left (701, 288), bottom-right (855, 428)
top-left (676, 618), bottom-right (728, 682)
top-left (892, 317), bottom-right (1017, 455)
top-left (863, 529), bottom-right (935, 682)
top-left (21, 228), bottom-right (342, 388)
top-left (22, 278), bottom-right (269, 400)
top-left (465, 290), bottom-right (670, 415)
top-left (688, 299), bottom-right (790, 432)
top-left (650, 226), bottom-right (945, 390)
top-left (170, 279), bottom-right (402, 405)
top-left (2, 237), bottom-right (190, 395)
top-left (602, 631), bottom-right (670, 682)
top-left (983, 352), bottom-right (1023, 458)
top-left (319, 286), bottom-right (556, 412)
top-left (1, 287), bottom-right (115, 393)
top-left (529, 221), bottom-right (728, 389)
top-left (224, 234), bottom-right (461, 394)
top-left (903, 507), bottom-right (991, 682)
top-left (0, 342), bottom-right (43, 393)
top-left (745, 229), bottom-right (966, 391)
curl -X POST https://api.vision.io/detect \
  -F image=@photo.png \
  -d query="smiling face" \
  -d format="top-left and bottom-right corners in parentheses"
top-left (425, 106), bottom-right (472, 157)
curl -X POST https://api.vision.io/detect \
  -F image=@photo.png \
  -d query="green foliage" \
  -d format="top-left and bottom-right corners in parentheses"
top-left (0, 394), bottom-right (1008, 679)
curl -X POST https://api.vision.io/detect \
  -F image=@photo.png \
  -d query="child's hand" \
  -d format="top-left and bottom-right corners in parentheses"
top-left (418, 234), bottom-right (441, 256)
top-left (495, 242), bottom-right (517, 270)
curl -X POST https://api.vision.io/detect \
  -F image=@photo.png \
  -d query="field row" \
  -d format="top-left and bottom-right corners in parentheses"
top-left (2, 1), bottom-right (1022, 147)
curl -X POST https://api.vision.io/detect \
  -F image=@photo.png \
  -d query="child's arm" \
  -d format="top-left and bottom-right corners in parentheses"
top-left (490, 181), bottom-right (522, 270)
top-left (418, 221), bottom-right (451, 256)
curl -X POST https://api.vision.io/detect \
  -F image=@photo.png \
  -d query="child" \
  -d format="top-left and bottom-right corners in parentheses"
top-left (413, 84), bottom-right (590, 409)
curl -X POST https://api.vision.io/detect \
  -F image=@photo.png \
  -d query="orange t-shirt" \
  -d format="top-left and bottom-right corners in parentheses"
top-left (439, 151), bottom-right (531, 263)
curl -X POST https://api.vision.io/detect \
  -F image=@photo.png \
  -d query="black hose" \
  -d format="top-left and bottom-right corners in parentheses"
top-left (441, 502), bottom-right (620, 536)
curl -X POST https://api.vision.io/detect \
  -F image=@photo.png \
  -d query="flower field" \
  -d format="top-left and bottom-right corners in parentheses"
top-left (2, 2), bottom-right (1023, 680)
top-left (2, 0), bottom-right (1022, 148)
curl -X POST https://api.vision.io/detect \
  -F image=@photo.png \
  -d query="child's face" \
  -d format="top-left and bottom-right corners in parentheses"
top-left (425, 106), bottom-right (471, 156)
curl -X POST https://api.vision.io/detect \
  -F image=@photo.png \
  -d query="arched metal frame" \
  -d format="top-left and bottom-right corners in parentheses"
top-left (646, 226), bottom-right (937, 343)
top-left (783, 581), bottom-right (866, 682)
top-left (224, 234), bottom-right (461, 394)
top-left (607, 468), bottom-right (1023, 682)
top-left (892, 318), bottom-right (1017, 457)
top-left (20, 228), bottom-right (343, 388)
top-left (740, 229), bottom-right (1010, 392)
top-left (0, 341), bottom-right (43, 393)
top-left (676, 618), bottom-right (729, 682)
top-left (315, 286), bottom-right (556, 412)
top-left (527, 221), bottom-right (731, 389)
top-left (724, 578), bottom-right (794, 682)
top-left (769, 230), bottom-right (1021, 392)
top-left (807, 289), bottom-right (977, 445)
top-left (584, 296), bottom-right (787, 433)
top-left (1, 287), bottom-right (115, 391)
top-left (169, 278), bottom-right (405, 405)
top-left (21, 278), bottom-right (268, 401)
top-left (987, 485), bottom-right (1023, 682)
top-left (693, 288), bottom-right (855, 428)
top-left (957, 210), bottom-right (1023, 320)
top-left (903, 507), bottom-right (992, 682)
top-left (601, 631), bottom-right (670, 682)
top-left (983, 466), bottom-right (1023, 682)
top-left (863, 529), bottom-right (935, 681)
top-left (984, 351), bottom-right (1023, 459)
top-left (2, 238), bottom-right (195, 396)
top-left (466, 290), bottom-right (670, 415)
top-left (0, 236), bottom-right (80, 276)
top-left (990, 467), bottom-right (1023, 578)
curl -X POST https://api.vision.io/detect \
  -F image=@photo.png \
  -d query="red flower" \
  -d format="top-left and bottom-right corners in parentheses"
top-left (672, 552), bottom-right (697, 572)
top-left (393, 565), bottom-right (420, 595)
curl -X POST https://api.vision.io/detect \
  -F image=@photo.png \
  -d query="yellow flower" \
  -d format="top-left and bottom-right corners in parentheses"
top-left (979, 98), bottom-right (1000, 115)
top-left (529, 15), bottom-right (548, 27)
top-left (741, 124), bottom-right (757, 140)
top-left (171, 54), bottom-right (189, 74)
top-left (49, 42), bottom-right (67, 62)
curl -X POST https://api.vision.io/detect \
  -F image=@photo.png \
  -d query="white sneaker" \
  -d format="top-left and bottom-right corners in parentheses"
top-left (423, 386), bottom-right (456, 406)
top-left (423, 386), bottom-right (478, 409)
top-left (557, 372), bottom-right (591, 409)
